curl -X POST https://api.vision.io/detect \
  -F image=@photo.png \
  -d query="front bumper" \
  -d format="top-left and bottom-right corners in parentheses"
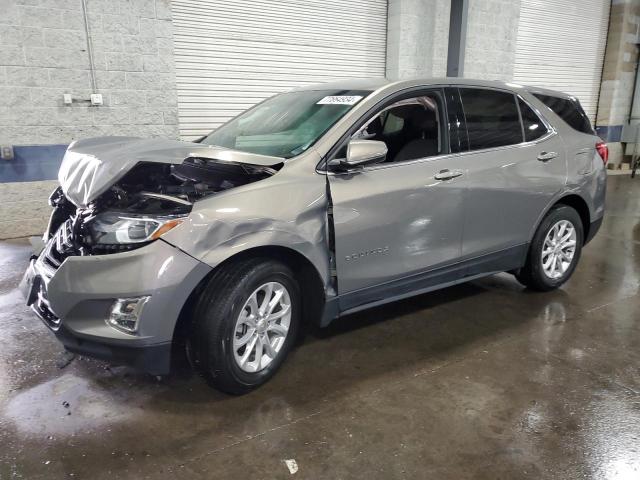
top-left (20, 239), bottom-right (211, 375)
top-left (51, 324), bottom-right (173, 375)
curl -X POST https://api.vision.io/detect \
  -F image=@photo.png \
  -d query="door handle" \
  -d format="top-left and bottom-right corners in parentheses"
top-left (434, 169), bottom-right (464, 181)
top-left (537, 151), bottom-right (558, 162)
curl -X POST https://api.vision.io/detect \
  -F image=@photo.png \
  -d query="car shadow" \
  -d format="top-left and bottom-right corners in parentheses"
top-left (138, 275), bottom-right (566, 401)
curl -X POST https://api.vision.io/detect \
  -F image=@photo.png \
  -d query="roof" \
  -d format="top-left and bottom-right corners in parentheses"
top-left (293, 77), bottom-right (571, 99)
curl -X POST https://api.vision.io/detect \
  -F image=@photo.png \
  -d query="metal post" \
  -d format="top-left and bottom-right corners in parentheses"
top-left (81, 0), bottom-right (98, 92)
top-left (447, 0), bottom-right (468, 77)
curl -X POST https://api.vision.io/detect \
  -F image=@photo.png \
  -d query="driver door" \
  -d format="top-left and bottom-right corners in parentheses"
top-left (327, 89), bottom-right (467, 309)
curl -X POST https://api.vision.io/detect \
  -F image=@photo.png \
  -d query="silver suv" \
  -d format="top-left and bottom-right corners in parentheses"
top-left (21, 78), bottom-right (607, 394)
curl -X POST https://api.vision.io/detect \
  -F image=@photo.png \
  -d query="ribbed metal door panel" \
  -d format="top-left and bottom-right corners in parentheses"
top-left (513, 0), bottom-right (610, 122)
top-left (172, 0), bottom-right (388, 140)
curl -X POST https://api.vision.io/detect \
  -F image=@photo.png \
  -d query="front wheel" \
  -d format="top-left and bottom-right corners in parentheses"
top-left (188, 258), bottom-right (300, 394)
top-left (516, 205), bottom-right (583, 291)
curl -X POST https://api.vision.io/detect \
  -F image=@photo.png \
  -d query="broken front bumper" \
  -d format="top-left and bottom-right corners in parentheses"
top-left (20, 239), bottom-right (211, 375)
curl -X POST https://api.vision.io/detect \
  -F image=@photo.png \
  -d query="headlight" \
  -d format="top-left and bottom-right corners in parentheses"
top-left (88, 212), bottom-right (185, 245)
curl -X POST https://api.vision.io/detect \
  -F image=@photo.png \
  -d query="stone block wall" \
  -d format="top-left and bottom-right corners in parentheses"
top-left (386, 0), bottom-right (522, 81)
top-left (386, 0), bottom-right (451, 79)
top-left (0, 179), bottom-right (58, 238)
top-left (463, 0), bottom-right (521, 80)
top-left (0, 0), bottom-right (179, 239)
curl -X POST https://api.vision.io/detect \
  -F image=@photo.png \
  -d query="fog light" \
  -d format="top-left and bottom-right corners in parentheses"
top-left (107, 296), bottom-right (150, 334)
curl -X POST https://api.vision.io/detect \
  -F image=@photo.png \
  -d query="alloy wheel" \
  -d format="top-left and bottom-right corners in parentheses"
top-left (541, 220), bottom-right (577, 279)
top-left (232, 282), bottom-right (292, 373)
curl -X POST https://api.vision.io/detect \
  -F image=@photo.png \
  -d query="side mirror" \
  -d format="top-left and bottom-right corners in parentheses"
top-left (329, 139), bottom-right (387, 171)
top-left (346, 139), bottom-right (387, 167)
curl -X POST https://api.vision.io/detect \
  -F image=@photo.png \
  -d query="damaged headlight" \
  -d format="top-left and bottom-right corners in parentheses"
top-left (88, 212), bottom-right (186, 245)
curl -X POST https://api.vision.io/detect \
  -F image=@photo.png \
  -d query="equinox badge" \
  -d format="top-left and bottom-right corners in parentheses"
top-left (345, 246), bottom-right (390, 262)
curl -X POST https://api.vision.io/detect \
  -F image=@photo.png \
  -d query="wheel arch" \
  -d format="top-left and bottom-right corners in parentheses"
top-left (172, 245), bottom-right (327, 347)
top-left (555, 194), bottom-right (591, 242)
top-left (531, 193), bottom-right (592, 246)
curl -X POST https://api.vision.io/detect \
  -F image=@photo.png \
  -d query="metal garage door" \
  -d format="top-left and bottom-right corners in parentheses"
top-left (513, 0), bottom-right (610, 122)
top-left (172, 0), bottom-right (388, 141)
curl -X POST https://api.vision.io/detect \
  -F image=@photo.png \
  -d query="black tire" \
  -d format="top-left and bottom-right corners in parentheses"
top-left (516, 204), bottom-right (583, 291)
top-left (188, 258), bottom-right (300, 394)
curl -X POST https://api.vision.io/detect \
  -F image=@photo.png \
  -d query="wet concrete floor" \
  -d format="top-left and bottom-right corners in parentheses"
top-left (1, 175), bottom-right (639, 479)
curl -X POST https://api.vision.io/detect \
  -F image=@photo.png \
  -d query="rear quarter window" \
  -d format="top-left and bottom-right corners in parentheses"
top-left (518, 98), bottom-right (548, 142)
top-left (532, 93), bottom-right (594, 135)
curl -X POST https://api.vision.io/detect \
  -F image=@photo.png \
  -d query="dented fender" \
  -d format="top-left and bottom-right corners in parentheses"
top-left (162, 155), bottom-right (332, 287)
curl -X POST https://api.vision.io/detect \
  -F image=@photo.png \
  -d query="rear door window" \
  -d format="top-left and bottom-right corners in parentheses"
top-left (459, 88), bottom-right (523, 150)
top-left (518, 98), bottom-right (548, 142)
top-left (532, 93), bottom-right (594, 134)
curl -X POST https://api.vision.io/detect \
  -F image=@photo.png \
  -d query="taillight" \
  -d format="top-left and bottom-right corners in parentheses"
top-left (596, 141), bottom-right (609, 164)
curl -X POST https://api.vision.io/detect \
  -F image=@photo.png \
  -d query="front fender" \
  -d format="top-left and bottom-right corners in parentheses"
top-left (168, 227), bottom-right (331, 286)
top-left (162, 163), bottom-right (331, 286)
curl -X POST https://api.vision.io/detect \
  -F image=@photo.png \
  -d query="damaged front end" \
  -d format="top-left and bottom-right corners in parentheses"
top-left (25, 137), bottom-right (283, 336)
top-left (43, 138), bottom-right (282, 263)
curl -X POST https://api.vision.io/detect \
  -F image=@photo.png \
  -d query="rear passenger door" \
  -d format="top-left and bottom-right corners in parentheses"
top-left (455, 87), bottom-right (567, 260)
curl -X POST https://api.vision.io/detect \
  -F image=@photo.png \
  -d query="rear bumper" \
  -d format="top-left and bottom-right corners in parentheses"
top-left (20, 239), bottom-right (211, 375)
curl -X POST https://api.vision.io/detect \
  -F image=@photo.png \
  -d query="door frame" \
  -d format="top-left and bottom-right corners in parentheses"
top-left (317, 86), bottom-right (453, 173)
top-left (323, 86), bottom-right (470, 306)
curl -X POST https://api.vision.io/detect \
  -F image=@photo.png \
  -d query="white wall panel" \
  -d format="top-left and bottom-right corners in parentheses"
top-left (173, 0), bottom-right (388, 140)
top-left (513, 0), bottom-right (610, 121)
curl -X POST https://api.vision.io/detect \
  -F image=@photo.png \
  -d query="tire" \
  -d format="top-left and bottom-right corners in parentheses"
top-left (516, 204), bottom-right (584, 292)
top-left (188, 258), bottom-right (300, 394)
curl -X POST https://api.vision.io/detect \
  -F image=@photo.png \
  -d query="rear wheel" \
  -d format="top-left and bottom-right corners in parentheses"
top-left (516, 205), bottom-right (583, 291)
top-left (188, 258), bottom-right (300, 394)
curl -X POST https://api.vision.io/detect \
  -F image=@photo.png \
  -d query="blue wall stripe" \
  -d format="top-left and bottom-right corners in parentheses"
top-left (595, 125), bottom-right (623, 143)
top-left (0, 144), bottom-right (68, 183)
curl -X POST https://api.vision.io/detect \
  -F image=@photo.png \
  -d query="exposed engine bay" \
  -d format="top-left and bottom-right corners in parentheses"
top-left (45, 157), bottom-right (279, 257)
top-left (93, 157), bottom-right (278, 215)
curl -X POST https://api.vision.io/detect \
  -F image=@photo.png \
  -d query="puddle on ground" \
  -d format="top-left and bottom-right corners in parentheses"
top-left (3, 373), bottom-right (150, 437)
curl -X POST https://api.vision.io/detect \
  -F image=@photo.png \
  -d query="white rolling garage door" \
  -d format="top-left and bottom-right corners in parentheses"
top-left (513, 0), bottom-right (610, 122)
top-left (172, 0), bottom-right (388, 140)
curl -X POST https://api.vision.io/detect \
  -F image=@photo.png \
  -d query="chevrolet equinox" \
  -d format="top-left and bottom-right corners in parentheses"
top-left (21, 78), bottom-right (607, 394)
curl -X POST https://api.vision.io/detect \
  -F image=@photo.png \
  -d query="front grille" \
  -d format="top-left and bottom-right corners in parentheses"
top-left (90, 243), bottom-right (142, 254)
top-left (31, 276), bottom-right (60, 329)
top-left (38, 210), bottom-right (142, 276)
top-left (39, 219), bottom-right (78, 275)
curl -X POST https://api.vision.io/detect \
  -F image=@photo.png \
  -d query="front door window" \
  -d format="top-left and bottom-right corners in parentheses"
top-left (353, 95), bottom-right (445, 163)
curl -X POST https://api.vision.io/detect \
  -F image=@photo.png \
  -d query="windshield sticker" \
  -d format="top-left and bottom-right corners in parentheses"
top-left (317, 95), bottom-right (363, 105)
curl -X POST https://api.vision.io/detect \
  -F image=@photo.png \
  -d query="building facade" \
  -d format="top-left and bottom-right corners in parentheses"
top-left (0, 0), bottom-right (635, 239)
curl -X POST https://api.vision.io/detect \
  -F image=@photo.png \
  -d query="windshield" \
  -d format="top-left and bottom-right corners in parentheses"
top-left (200, 89), bottom-right (371, 158)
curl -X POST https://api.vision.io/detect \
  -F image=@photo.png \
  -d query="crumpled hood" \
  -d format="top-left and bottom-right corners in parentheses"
top-left (58, 136), bottom-right (284, 207)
